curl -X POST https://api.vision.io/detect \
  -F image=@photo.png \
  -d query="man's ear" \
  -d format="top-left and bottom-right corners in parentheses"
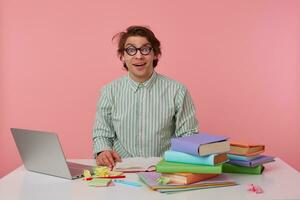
top-left (121, 55), bottom-right (125, 62)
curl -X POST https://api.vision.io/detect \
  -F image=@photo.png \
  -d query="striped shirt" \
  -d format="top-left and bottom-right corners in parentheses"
top-left (93, 71), bottom-right (198, 158)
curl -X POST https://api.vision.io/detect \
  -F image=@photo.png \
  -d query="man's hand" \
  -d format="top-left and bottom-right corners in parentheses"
top-left (96, 150), bottom-right (122, 169)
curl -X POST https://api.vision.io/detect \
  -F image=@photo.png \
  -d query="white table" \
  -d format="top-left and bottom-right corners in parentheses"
top-left (1, 158), bottom-right (300, 200)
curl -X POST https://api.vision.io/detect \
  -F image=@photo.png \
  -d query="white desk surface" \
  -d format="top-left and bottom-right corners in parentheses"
top-left (1, 158), bottom-right (300, 200)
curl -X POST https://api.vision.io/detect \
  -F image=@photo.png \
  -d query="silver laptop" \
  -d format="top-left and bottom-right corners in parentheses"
top-left (11, 128), bottom-right (93, 180)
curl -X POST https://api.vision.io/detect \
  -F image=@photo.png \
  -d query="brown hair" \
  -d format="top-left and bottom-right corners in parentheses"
top-left (112, 25), bottom-right (161, 70)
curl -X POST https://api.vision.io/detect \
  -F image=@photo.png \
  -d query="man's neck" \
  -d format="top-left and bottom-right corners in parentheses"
top-left (129, 71), bottom-right (154, 83)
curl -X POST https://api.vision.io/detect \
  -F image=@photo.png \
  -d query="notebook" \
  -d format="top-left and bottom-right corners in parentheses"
top-left (11, 128), bottom-right (93, 180)
top-left (114, 157), bottom-right (161, 172)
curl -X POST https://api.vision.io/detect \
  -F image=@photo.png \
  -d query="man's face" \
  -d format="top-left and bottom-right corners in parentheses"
top-left (122, 36), bottom-right (157, 83)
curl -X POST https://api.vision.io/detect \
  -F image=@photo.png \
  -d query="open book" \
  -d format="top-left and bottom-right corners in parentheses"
top-left (114, 157), bottom-right (161, 173)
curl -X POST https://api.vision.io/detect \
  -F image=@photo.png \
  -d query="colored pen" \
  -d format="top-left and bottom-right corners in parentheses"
top-left (96, 175), bottom-right (126, 179)
top-left (114, 179), bottom-right (142, 187)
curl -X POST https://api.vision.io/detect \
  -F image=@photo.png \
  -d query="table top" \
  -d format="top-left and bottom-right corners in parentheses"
top-left (1, 158), bottom-right (300, 200)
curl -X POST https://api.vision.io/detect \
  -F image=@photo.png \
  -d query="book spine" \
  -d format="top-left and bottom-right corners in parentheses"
top-left (164, 150), bottom-right (214, 165)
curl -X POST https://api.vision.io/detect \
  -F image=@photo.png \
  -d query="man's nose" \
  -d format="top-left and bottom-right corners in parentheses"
top-left (134, 50), bottom-right (143, 58)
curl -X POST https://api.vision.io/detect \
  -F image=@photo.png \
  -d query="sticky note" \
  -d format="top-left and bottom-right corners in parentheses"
top-left (87, 179), bottom-right (112, 187)
top-left (93, 166), bottom-right (110, 177)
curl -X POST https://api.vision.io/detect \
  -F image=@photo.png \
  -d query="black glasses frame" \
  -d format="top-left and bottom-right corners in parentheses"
top-left (124, 46), bottom-right (153, 56)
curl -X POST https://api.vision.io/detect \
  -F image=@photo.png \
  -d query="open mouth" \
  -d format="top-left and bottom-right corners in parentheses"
top-left (132, 63), bottom-right (146, 67)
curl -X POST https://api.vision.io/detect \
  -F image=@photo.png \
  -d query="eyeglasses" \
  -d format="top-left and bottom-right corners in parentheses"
top-left (124, 46), bottom-right (152, 56)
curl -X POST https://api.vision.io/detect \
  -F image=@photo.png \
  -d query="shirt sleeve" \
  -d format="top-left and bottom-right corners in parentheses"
top-left (174, 86), bottom-right (199, 137)
top-left (92, 86), bottom-right (116, 158)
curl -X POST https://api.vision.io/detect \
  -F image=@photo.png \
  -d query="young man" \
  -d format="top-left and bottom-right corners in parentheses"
top-left (93, 26), bottom-right (198, 168)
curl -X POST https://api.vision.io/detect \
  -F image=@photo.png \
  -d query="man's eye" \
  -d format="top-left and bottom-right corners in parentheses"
top-left (127, 47), bottom-right (136, 53)
top-left (141, 47), bottom-right (151, 53)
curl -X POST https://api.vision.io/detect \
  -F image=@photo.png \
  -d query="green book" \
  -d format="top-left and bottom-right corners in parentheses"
top-left (222, 163), bottom-right (264, 174)
top-left (156, 159), bottom-right (222, 174)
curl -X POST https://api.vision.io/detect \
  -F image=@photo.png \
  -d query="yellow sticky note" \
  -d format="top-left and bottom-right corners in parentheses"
top-left (93, 166), bottom-right (110, 177)
top-left (83, 169), bottom-right (92, 178)
top-left (156, 177), bottom-right (170, 185)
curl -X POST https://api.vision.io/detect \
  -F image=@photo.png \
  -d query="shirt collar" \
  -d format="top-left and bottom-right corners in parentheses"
top-left (127, 71), bottom-right (157, 92)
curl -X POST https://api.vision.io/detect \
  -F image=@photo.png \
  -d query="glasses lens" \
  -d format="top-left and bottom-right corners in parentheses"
top-left (125, 46), bottom-right (137, 56)
top-left (140, 46), bottom-right (152, 55)
top-left (125, 46), bottom-right (152, 56)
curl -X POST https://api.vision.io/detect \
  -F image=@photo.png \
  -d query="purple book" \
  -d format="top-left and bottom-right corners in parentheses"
top-left (170, 133), bottom-right (229, 156)
top-left (137, 172), bottom-right (236, 190)
top-left (229, 155), bottom-right (275, 167)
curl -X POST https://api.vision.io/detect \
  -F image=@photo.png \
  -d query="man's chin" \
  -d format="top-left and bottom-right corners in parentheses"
top-left (133, 65), bottom-right (147, 71)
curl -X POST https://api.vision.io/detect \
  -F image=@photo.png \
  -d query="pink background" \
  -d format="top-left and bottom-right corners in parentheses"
top-left (1, 0), bottom-right (299, 177)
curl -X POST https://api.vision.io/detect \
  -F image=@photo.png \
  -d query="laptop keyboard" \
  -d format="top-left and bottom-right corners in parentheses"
top-left (67, 162), bottom-right (93, 178)
top-left (69, 167), bottom-right (84, 175)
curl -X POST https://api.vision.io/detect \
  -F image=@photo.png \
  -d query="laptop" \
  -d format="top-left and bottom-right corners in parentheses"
top-left (11, 128), bottom-right (94, 180)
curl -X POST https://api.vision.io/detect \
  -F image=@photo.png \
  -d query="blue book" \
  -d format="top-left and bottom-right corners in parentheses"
top-left (229, 155), bottom-right (275, 167)
top-left (227, 154), bottom-right (261, 161)
top-left (171, 133), bottom-right (230, 156)
top-left (164, 150), bottom-right (228, 166)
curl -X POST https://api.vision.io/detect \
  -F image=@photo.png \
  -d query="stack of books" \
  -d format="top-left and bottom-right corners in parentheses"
top-left (223, 142), bottom-right (275, 174)
top-left (138, 133), bottom-right (237, 193)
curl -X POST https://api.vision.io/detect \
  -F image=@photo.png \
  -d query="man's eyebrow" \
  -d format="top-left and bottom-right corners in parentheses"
top-left (124, 43), bottom-right (134, 47)
top-left (125, 43), bottom-right (151, 47)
